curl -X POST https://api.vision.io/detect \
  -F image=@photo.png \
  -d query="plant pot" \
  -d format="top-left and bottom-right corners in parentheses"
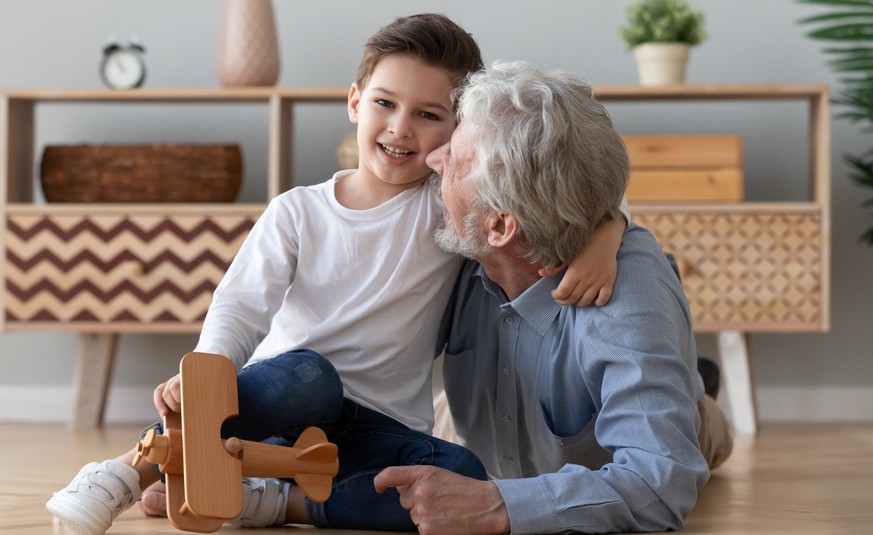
top-left (216, 0), bottom-right (281, 87)
top-left (633, 43), bottom-right (690, 86)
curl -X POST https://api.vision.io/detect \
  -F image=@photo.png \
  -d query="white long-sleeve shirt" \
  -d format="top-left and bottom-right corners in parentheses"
top-left (195, 170), bottom-right (462, 432)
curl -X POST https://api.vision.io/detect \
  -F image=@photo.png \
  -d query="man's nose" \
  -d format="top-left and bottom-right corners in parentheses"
top-left (426, 142), bottom-right (448, 173)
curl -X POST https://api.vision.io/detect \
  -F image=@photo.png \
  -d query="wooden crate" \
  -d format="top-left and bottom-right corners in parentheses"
top-left (623, 135), bottom-right (743, 202)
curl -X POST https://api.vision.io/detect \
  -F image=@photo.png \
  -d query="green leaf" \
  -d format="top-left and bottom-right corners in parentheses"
top-left (827, 60), bottom-right (873, 72)
top-left (822, 45), bottom-right (873, 53)
top-left (797, 0), bottom-right (873, 8)
top-left (800, 12), bottom-right (873, 25)
top-left (808, 23), bottom-right (873, 40)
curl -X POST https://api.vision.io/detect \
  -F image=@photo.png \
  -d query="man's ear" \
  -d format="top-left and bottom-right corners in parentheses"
top-left (486, 212), bottom-right (520, 248)
top-left (348, 83), bottom-right (362, 124)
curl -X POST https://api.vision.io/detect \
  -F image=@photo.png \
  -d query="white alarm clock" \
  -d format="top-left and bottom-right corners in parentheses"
top-left (100, 39), bottom-right (146, 90)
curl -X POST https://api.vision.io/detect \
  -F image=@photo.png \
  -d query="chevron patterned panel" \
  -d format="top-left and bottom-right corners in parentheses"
top-left (633, 209), bottom-right (824, 332)
top-left (4, 210), bottom-right (259, 331)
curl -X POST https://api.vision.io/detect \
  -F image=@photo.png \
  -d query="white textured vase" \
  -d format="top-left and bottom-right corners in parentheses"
top-left (216, 0), bottom-right (280, 87)
top-left (633, 43), bottom-right (690, 86)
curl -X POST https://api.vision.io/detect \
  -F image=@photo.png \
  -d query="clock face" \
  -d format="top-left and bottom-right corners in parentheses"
top-left (101, 49), bottom-right (145, 90)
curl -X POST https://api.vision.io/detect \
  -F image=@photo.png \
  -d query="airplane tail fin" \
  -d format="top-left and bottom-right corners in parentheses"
top-left (292, 427), bottom-right (338, 503)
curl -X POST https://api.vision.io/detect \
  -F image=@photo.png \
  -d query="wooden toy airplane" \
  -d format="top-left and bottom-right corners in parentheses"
top-left (134, 352), bottom-right (339, 533)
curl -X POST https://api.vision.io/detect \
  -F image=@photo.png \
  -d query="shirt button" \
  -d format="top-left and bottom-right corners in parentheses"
top-left (502, 414), bottom-right (511, 423)
top-left (504, 456), bottom-right (514, 463)
top-left (505, 316), bottom-right (514, 325)
top-left (502, 367), bottom-right (511, 376)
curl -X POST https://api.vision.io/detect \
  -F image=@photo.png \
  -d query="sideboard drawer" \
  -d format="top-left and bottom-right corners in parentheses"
top-left (634, 206), bottom-right (826, 332)
top-left (3, 206), bottom-right (262, 332)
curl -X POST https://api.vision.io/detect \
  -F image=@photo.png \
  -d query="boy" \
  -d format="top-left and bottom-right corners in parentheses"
top-left (47, 13), bottom-right (625, 534)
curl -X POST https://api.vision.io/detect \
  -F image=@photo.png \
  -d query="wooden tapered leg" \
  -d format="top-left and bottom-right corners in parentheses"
top-left (69, 333), bottom-right (118, 431)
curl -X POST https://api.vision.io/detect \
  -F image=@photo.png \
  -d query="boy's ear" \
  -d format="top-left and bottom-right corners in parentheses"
top-left (486, 212), bottom-right (520, 248)
top-left (348, 84), bottom-right (362, 124)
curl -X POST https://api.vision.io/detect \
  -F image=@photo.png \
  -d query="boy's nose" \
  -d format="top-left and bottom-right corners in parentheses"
top-left (388, 115), bottom-right (412, 138)
top-left (426, 143), bottom-right (448, 174)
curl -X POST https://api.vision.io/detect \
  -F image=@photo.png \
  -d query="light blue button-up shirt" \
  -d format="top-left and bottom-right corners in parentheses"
top-left (441, 225), bottom-right (709, 534)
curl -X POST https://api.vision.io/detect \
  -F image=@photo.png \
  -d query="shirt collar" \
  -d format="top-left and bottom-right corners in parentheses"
top-left (472, 263), bottom-right (561, 336)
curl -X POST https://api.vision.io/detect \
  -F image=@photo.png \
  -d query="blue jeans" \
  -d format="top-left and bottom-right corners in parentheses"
top-left (221, 349), bottom-right (488, 531)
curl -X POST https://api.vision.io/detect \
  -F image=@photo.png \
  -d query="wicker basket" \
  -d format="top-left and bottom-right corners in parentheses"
top-left (40, 144), bottom-right (243, 202)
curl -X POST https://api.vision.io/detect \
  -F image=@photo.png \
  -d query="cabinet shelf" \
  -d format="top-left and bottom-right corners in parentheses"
top-left (0, 85), bottom-right (830, 433)
top-left (1, 85), bottom-right (831, 334)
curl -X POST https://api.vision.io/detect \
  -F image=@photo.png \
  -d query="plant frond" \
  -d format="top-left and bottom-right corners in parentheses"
top-left (823, 49), bottom-right (873, 64)
top-left (797, 0), bottom-right (873, 8)
top-left (834, 112), bottom-right (873, 123)
top-left (822, 46), bottom-right (873, 53)
top-left (798, 0), bottom-right (873, 244)
top-left (808, 23), bottom-right (873, 40)
top-left (827, 57), bottom-right (873, 69)
top-left (836, 75), bottom-right (873, 87)
top-left (800, 12), bottom-right (873, 25)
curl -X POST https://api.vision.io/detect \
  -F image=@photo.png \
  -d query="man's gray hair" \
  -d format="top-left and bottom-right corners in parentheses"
top-left (454, 61), bottom-right (629, 268)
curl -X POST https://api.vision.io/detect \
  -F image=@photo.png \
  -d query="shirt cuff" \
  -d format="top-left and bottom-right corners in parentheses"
top-left (493, 477), bottom-right (558, 535)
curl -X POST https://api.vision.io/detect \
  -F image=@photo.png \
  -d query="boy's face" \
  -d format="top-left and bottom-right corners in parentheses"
top-left (348, 54), bottom-right (457, 189)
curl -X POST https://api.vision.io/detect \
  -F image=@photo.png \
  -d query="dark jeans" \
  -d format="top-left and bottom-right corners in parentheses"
top-left (221, 349), bottom-right (488, 531)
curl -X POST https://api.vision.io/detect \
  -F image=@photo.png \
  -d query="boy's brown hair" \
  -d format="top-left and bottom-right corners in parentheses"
top-left (354, 13), bottom-right (484, 92)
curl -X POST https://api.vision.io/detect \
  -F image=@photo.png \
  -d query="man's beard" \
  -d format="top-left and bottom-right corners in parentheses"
top-left (433, 207), bottom-right (494, 260)
top-left (428, 172), bottom-right (493, 260)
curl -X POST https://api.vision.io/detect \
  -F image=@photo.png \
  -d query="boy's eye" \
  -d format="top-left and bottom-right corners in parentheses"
top-left (420, 111), bottom-right (439, 121)
top-left (375, 98), bottom-right (394, 108)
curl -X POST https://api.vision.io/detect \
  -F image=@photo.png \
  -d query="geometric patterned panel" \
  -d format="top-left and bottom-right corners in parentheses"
top-left (633, 209), bottom-right (824, 332)
top-left (3, 210), bottom-right (260, 332)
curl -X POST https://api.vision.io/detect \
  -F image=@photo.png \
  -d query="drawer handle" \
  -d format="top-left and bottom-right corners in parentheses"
top-left (125, 260), bottom-right (145, 277)
top-left (677, 258), bottom-right (694, 279)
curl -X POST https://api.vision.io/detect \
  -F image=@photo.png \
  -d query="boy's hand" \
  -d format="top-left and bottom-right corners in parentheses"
top-left (153, 373), bottom-right (182, 416)
top-left (542, 263), bottom-right (616, 306)
top-left (543, 218), bottom-right (625, 307)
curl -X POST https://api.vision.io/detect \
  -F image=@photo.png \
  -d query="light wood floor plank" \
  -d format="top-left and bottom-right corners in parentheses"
top-left (1, 422), bottom-right (871, 534)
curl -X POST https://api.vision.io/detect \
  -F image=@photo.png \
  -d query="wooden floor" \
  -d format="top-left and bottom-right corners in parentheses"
top-left (1, 423), bottom-right (871, 534)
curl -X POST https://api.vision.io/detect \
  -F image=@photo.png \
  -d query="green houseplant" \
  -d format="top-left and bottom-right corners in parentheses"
top-left (619, 0), bottom-right (707, 86)
top-left (798, 0), bottom-right (873, 243)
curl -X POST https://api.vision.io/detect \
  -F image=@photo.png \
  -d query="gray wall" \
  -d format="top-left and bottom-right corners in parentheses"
top-left (1, 0), bottom-right (871, 422)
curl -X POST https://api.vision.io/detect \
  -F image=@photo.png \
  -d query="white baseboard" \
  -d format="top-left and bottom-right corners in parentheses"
top-left (755, 385), bottom-right (873, 422)
top-left (0, 384), bottom-right (871, 423)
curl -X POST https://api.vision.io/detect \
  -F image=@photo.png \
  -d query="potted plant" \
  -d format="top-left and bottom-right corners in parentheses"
top-left (798, 0), bottom-right (873, 243)
top-left (619, 0), bottom-right (707, 86)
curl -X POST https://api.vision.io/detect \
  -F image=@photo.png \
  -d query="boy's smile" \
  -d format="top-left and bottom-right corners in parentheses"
top-left (342, 54), bottom-right (457, 208)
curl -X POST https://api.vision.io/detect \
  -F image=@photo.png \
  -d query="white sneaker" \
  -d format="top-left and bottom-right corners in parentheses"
top-left (232, 477), bottom-right (290, 528)
top-left (46, 460), bottom-right (142, 535)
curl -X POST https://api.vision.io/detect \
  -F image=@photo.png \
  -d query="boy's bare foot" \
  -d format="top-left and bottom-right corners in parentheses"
top-left (138, 481), bottom-right (168, 517)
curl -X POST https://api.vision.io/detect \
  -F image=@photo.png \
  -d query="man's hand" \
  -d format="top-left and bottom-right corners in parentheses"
top-left (374, 465), bottom-right (510, 535)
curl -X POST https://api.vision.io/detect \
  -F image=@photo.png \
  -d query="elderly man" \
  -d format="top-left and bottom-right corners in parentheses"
top-left (374, 61), bottom-right (732, 535)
